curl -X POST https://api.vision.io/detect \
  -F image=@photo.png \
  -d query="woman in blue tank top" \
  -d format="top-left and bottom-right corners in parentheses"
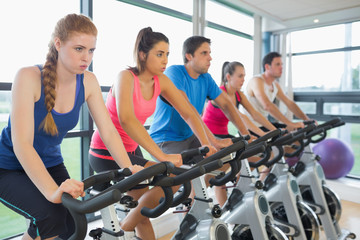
top-left (0, 14), bottom-right (142, 240)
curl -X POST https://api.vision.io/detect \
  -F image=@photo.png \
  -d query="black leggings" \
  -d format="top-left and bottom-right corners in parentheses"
top-left (89, 147), bottom-right (150, 190)
top-left (0, 163), bottom-right (75, 239)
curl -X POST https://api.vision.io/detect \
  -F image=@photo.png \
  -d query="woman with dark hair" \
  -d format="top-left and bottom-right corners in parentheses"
top-left (202, 61), bottom-right (276, 139)
top-left (201, 61), bottom-right (278, 188)
top-left (0, 14), bottom-right (142, 240)
top-left (89, 27), bottom-right (218, 240)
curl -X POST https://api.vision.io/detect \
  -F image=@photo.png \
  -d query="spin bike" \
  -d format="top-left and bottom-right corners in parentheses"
top-left (171, 137), bottom-right (264, 240)
top-left (219, 130), bottom-right (290, 240)
top-left (291, 118), bottom-right (356, 240)
top-left (260, 124), bottom-right (321, 240)
top-left (62, 147), bottom-right (224, 240)
top-left (62, 162), bottom-right (175, 240)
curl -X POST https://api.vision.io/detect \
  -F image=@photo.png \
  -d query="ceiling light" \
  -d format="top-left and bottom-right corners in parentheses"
top-left (313, 18), bottom-right (319, 23)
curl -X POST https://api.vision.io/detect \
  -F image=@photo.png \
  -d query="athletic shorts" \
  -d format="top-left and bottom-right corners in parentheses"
top-left (157, 134), bottom-right (203, 165)
top-left (89, 147), bottom-right (149, 190)
top-left (0, 163), bottom-right (75, 239)
top-left (89, 146), bottom-right (148, 173)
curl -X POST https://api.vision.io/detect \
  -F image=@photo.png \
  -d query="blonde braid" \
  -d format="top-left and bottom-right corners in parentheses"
top-left (39, 44), bottom-right (58, 136)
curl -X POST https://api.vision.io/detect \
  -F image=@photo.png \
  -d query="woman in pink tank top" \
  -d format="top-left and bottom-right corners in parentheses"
top-left (89, 27), bottom-right (220, 240)
top-left (202, 61), bottom-right (278, 186)
top-left (202, 61), bottom-right (276, 138)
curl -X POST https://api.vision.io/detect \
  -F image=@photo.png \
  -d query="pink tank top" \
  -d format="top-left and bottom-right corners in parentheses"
top-left (91, 71), bottom-right (161, 153)
top-left (202, 85), bottom-right (241, 135)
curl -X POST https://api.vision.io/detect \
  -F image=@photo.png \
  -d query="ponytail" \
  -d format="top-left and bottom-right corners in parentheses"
top-left (221, 61), bottom-right (244, 86)
top-left (221, 61), bottom-right (230, 86)
top-left (130, 27), bottom-right (169, 75)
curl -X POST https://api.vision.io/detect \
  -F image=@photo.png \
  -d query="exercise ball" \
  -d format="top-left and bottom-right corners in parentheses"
top-left (312, 138), bottom-right (354, 179)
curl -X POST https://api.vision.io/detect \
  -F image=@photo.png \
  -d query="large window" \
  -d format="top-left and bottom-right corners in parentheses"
top-left (205, 0), bottom-right (254, 86)
top-left (290, 22), bottom-right (360, 92)
top-left (144, 0), bottom-right (193, 15)
top-left (291, 24), bottom-right (346, 53)
top-left (93, 0), bottom-right (192, 86)
top-left (288, 21), bottom-right (360, 177)
top-left (291, 51), bottom-right (360, 91)
top-left (0, 0), bottom-right (79, 83)
top-left (205, 28), bottom-right (254, 85)
top-left (207, 0), bottom-right (254, 36)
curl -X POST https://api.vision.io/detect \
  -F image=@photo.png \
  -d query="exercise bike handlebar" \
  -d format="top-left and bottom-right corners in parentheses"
top-left (259, 129), bottom-right (305, 165)
top-left (283, 134), bottom-right (305, 158)
top-left (247, 143), bottom-right (272, 168)
top-left (291, 123), bottom-right (316, 136)
top-left (248, 129), bottom-right (282, 146)
top-left (211, 142), bottom-right (267, 185)
top-left (332, 120), bottom-right (345, 128)
top-left (62, 168), bottom-right (132, 214)
top-left (171, 146), bottom-right (210, 207)
top-left (316, 117), bottom-right (341, 129)
top-left (83, 168), bottom-right (132, 190)
top-left (180, 146), bottom-right (209, 163)
top-left (194, 140), bottom-right (247, 167)
top-left (241, 129), bottom-right (281, 168)
top-left (146, 146), bottom-right (221, 211)
top-left (61, 169), bottom-right (131, 240)
top-left (140, 186), bottom-right (174, 218)
top-left (147, 144), bottom-right (239, 214)
top-left (269, 119), bottom-right (342, 161)
top-left (168, 139), bottom-right (250, 192)
top-left (309, 118), bottom-right (345, 143)
top-left (62, 162), bottom-right (175, 240)
top-left (116, 162), bottom-right (176, 218)
top-left (303, 119), bottom-right (316, 125)
top-left (63, 189), bottom-right (123, 240)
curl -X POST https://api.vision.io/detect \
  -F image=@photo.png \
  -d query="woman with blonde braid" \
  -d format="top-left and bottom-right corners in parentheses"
top-left (0, 14), bottom-right (142, 240)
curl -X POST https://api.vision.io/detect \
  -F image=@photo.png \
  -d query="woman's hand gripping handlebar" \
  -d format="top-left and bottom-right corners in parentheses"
top-left (62, 162), bottom-right (174, 240)
top-left (62, 169), bottom-right (132, 240)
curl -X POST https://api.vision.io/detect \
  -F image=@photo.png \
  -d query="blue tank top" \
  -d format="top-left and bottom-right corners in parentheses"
top-left (0, 65), bottom-right (85, 170)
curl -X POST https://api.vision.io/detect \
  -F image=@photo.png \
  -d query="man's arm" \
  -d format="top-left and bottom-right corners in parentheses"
top-left (250, 77), bottom-right (293, 125)
top-left (249, 77), bottom-right (304, 131)
top-left (239, 91), bottom-right (277, 131)
top-left (178, 91), bottom-right (233, 149)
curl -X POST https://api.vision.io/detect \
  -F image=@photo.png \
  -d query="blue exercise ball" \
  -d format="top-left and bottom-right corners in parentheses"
top-left (312, 138), bottom-right (354, 179)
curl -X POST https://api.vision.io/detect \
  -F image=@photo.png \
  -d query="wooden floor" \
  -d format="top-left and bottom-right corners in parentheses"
top-left (337, 200), bottom-right (360, 238)
top-left (158, 199), bottom-right (360, 240)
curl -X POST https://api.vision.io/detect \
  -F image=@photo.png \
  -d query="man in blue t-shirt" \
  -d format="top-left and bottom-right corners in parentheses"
top-left (150, 36), bottom-right (250, 151)
top-left (149, 36), bottom-right (251, 206)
